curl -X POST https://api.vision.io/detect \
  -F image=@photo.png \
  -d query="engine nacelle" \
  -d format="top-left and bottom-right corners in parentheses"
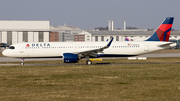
top-left (63, 53), bottom-right (78, 63)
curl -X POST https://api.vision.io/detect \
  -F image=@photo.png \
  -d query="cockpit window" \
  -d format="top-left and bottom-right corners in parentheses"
top-left (9, 46), bottom-right (15, 49)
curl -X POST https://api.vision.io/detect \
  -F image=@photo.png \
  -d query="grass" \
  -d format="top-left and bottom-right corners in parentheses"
top-left (0, 52), bottom-right (3, 57)
top-left (1, 58), bottom-right (180, 100)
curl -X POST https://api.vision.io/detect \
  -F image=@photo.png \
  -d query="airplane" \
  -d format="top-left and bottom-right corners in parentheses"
top-left (125, 38), bottom-right (130, 41)
top-left (2, 17), bottom-right (176, 65)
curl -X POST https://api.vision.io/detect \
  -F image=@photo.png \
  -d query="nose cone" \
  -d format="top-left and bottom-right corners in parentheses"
top-left (2, 50), bottom-right (9, 57)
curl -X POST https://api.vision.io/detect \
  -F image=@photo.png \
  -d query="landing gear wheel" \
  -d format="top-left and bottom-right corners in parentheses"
top-left (20, 62), bottom-right (24, 65)
top-left (86, 60), bottom-right (92, 65)
top-left (20, 58), bottom-right (24, 65)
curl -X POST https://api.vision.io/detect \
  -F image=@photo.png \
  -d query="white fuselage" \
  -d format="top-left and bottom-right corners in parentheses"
top-left (2, 41), bottom-right (176, 58)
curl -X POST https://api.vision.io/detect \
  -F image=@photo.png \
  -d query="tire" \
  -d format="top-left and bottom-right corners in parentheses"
top-left (86, 60), bottom-right (92, 65)
top-left (20, 62), bottom-right (24, 65)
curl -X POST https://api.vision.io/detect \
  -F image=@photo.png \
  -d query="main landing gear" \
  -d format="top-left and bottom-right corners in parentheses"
top-left (86, 60), bottom-right (92, 65)
top-left (85, 56), bottom-right (92, 65)
top-left (21, 58), bottom-right (24, 65)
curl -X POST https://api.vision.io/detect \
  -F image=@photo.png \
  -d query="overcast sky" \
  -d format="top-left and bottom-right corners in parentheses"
top-left (0, 0), bottom-right (179, 30)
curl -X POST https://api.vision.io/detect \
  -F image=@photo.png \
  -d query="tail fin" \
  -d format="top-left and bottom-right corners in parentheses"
top-left (146, 17), bottom-right (174, 42)
top-left (125, 37), bottom-right (130, 41)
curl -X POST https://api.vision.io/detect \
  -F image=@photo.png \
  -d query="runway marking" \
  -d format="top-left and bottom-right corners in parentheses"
top-left (0, 64), bottom-right (20, 66)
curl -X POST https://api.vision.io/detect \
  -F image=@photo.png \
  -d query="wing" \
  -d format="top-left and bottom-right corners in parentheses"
top-left (77, 37), bottom-right (114, 58)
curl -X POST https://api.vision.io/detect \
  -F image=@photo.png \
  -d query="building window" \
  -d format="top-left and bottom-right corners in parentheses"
top-left (116, 36), bottom-right (119, 41)
top-left (39, 32), bottom-right (44, 42)
top-left (79, 35), bottom-right (85, 38)
top-left (74, 35), bottom-right (78, 38)
top-left (7, 31), bottom-right (12, 45)
top-left (110, 36), bottom-right (113, 39)
top-left (101, 36), bottom-right (104, 41)
top-left (23, 31), bottom-right (28, 42)
top-left (95, 36), bottom-right (98, 41)
top-left (79, 39), bottom-right (85, 41)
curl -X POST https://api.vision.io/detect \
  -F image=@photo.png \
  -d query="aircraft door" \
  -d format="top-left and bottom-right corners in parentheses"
top-left (19, 43), bottom-right (29, 57)
top-left (19, 44), bottom-right (24, 53)
top-left (144, 43), bottom-right (149, 51)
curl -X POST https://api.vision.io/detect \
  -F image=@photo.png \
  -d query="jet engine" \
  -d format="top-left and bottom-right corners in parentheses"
top-left (63, 53), bottom-right (78, 63)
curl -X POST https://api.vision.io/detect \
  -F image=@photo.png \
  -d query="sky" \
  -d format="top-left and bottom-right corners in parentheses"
top-left (0, 0), bottom-right (180, 30)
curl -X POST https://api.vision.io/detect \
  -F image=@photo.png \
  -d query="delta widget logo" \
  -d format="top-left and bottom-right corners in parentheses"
top-left (26, 44), bottom-right (30, 47)
top-left (25, 43), bottom-right (50, 47)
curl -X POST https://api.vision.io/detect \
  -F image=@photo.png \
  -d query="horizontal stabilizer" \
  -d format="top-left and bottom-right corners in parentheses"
top-left (158, 42), bottom-right (176, 48)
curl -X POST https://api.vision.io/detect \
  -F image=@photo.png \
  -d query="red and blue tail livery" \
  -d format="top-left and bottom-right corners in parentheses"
top-left (125, 37), bottom-right (130, 41)
top-left (146, 17), bottom-right (174, 42)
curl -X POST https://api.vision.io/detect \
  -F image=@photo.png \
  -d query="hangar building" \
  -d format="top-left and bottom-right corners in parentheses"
top-left (0, 20), bottom-right (179, 46)
top-left (50, 26), bottom-right (82, 42)
top-left (85, 30), bottom-right (180, 42)
top-left (0, 21), bottom-right (50, 45)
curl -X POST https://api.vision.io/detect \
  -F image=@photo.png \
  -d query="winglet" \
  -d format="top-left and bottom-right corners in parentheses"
top-left (106, 37), bottom-right (114, 47)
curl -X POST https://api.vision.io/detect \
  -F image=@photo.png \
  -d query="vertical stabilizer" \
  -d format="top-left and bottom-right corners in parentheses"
top-left (146, 17), bottom-right (174, 42)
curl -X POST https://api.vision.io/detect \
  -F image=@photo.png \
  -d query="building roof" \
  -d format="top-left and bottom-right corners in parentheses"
top-left (50, 26), bottom-right (81, 31)
top-left (86, 30), bottom-right (180, 35)
top-left (0, 29), bottom-right (50, 31)
top-left (0, 21), bottom-right (50, 31)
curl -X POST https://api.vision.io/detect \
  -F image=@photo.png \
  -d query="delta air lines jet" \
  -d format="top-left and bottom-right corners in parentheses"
top-left (2, 17), bottom-right (176, 65)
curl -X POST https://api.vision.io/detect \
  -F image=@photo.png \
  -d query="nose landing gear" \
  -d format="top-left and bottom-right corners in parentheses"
top-left (21, 58), bottom-right (24, 65)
